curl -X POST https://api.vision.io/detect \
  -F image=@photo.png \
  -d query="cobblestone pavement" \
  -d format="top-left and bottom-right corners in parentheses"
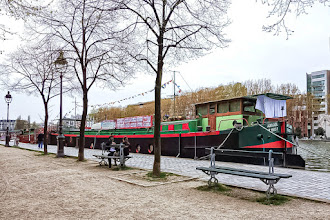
top-left (6, 141), bottom-right (330, 203)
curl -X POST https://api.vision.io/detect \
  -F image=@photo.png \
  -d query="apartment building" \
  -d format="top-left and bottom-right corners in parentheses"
top-left (306, 70), bottom-right (330, 136)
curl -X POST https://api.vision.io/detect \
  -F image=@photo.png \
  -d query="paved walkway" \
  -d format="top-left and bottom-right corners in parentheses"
top-left (5, 141), bottom-right (330, 203)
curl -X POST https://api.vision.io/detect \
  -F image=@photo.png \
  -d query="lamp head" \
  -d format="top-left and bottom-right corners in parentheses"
top-left (54, 51), bottom-right (68, 72)
top-left (5, 91), bottom-right (12, 104)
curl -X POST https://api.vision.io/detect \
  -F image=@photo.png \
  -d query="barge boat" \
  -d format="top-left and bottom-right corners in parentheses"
top-left (48, 93), bottom-right (305, 168)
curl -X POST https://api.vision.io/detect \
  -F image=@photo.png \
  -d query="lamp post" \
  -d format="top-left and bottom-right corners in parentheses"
top-left (324, 118), bottom-right (327, 139)
top-left (54, 51), bottom-right (68, 157)
top-left (5, 91), bottom-right (12, 147)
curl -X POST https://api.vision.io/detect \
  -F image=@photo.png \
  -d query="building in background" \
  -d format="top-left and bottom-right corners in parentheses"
top-left (0, 120), bottom-right (16, 131)
top-left (287, 105), bottom-right (309, 137)
top-left (57, 114), bottom-right (94, 131)
top-left (306, 70), bottom-right (330, 137)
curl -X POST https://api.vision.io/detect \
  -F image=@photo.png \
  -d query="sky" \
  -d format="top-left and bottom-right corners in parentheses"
top-left (0, 0), bottom-right (329, 123)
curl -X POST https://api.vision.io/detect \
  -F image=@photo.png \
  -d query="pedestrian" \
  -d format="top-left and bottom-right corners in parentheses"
top-left (37, 133), bottom-right (44, 149)
top-left (122, 137), bottom-right (130, 156)
top-left (135, 144), bottom-right (141, 153)
top-left (106, 136), bottom-right (117, 167)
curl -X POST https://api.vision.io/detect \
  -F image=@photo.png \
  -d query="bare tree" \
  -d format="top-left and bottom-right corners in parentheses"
top-left (0, 41), bottom-right (68, 154)
top-left (29, 0), bottom-right (133, 160)
top-left (244, 79), bottom-right (274, 95)
top-left (260, 0), bottom-right (329, 38)
top-left (105, 0), bottom-right (231, 176)
top-left (0, 0), bottom-right (48, 43)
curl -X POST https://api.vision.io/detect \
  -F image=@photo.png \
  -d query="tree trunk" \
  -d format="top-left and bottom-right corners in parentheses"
top-left (153, 34), bottom-right (164, 177)
top-left (43, 102), bottom-right (48, 155)
top-left (78, 88), bottom-right (88, 161)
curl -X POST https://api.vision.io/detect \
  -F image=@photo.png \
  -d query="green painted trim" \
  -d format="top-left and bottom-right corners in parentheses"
top-left (216, 115), bottom-right (243, 131)
top-left (189, 121), bottom-right (197, 132)
top-left (162, 125), bottom-right (168, 131)
top-left (202, 118), bottom-right (208, 132)
top-left (246, 115), bottom-right (263, 125)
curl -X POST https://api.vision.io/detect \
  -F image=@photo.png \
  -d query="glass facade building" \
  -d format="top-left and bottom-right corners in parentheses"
top-left (306, 70), bottom-right (330, 136)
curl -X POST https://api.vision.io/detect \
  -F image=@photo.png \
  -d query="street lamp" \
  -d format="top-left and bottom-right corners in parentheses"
top-left (324, 118), bottom-right (327, 139)
top-left (5, 91), bottom-right (12, 147)
top-left (54, 51), bottom-right (68, 157)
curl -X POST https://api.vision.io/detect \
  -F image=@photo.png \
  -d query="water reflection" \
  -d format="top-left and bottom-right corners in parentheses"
top-left (298, 140), bottom-right (330, 172)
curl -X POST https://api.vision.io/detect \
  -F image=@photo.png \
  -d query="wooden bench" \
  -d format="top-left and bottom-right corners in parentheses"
top-left (93, 143), bottom-right (132, 167)
top-left (196, 147), bottom-right (292, 197)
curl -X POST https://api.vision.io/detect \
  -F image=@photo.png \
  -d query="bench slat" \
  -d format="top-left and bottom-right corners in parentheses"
top-left (214, 166), bottom-right (292, 178)
top-left (196, 167), bottom-right (279, 180)
top-left (92, 155), bottom-right (132, 159)
top-left (205, 148), bottom-right (284, 159)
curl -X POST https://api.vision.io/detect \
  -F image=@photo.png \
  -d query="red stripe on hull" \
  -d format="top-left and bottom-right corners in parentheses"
top-left (243, 140), bottom-right (292, 149)
top-left (181, 131), bottom-right (219, 137)
top-left (54, 131), bottom-right (220, 139)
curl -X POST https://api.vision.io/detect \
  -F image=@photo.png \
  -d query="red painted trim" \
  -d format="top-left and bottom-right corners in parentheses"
top-left (281, 121), bottom-right (285, 133)
top-left (85, 135), bottom-right (111, 138)
top-left (243, 140), bottom-right (293, 149)
top-left (181, 131), bottom-right (220, 137)
top-left (168, 124), bottom-right (174, 131)
top-left (65, 134), bottom-right (78, 137)
top-left (182, 123), bottom-right (189, 131)
top-left (51, 132), bottom-right (220, 138)
top-left (53, 133), bottom-right (78, 137)
top-left (51, 132), bottom-right (292, 150)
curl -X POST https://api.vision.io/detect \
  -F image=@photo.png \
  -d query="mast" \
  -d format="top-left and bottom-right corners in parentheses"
top-left (173, 71), bottom-right (176, 117)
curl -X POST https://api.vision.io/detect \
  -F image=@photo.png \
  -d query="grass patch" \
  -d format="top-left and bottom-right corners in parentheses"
top-left (75, 158), bottom-right (87, 162)
top-left (35, 152), bottom-right (56, 156)
top-left (145, 171), bottom-right (178, 181)
top-left (196, 184), bottom-right (290, 205)
top-left (111, 166), bottom-right (133, 171)
top-left (196, 183), bottom-right (231, 193)
top-left (256, 194), bottom-right (290, 205)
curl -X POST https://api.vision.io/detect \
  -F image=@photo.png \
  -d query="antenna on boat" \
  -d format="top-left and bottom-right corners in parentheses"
top-left (169, 70), bottom-right (177, 118)
top-left (174, 70), bottom-right (176, 118)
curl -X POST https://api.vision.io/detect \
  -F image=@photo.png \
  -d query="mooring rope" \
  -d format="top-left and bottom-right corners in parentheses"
top-left (258, 123), bottom-right (330, 161)
top-left (198, 128), bottom-right (236, 160)
top-left (257, 123), bottom-right (297, 146)
top-left (216, 128), bottom-right (235, 149)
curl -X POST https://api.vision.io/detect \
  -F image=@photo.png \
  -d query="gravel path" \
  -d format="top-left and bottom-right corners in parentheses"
top-left (1, 144), bottom-right (330, 219)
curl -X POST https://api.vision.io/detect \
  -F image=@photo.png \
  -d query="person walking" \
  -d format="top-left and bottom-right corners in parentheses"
top-left (122, 137), bottom-right (130, 156)
top-left (37, 133), bottom-right (44, 149)
top-left (106, 136), bottom-right (117, 168)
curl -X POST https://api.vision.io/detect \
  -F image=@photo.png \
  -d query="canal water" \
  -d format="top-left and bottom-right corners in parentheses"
top-left (298, 140), bottom-right (330, 172)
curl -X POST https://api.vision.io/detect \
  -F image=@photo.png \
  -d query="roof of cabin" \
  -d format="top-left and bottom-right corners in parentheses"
top-left (194, 93), bottom-right (292, 106)
top-left (247, 93), bottom-right (292, 100)
top-left (194, 96), bottom-right (255, 106)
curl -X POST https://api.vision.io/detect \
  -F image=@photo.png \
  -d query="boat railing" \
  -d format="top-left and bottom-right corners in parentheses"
top-left (217, 118), bottom-right (249, 131)
top-left (92, 130), bottom-right (102, 149)
top-left (160, 129), bottom-right (190, 133)
top-left (262, 117), bottom-right (286, 124)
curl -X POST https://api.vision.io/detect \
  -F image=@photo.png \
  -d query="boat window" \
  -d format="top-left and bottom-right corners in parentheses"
top-left (244, 106), bottom-right (255, 112)
top-left (209, 104), bottom-right (216, 115)
top-left (243, 100), bottom-right (256, 113)
top-left (229, 100), bottom-right (240, 112)
top-left (217, 102), bottom-right (229, 113)
top-left (196, 106), bottom-right (208, 115)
